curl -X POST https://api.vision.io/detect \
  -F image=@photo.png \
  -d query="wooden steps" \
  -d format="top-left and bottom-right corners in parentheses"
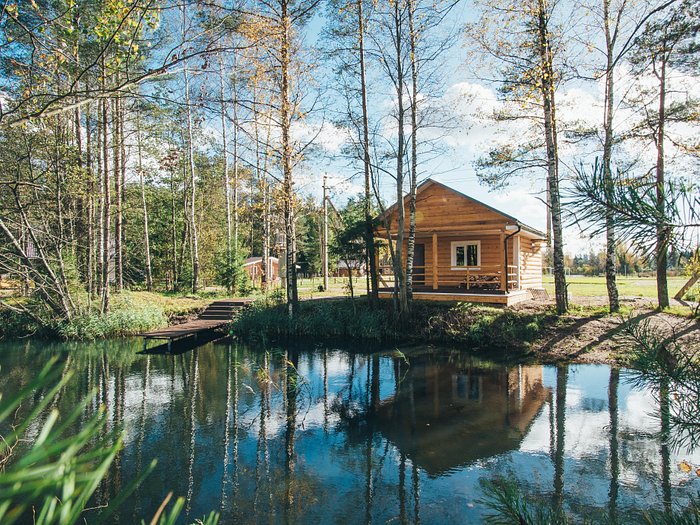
top-left (141, 299), bottom-right (252, 352)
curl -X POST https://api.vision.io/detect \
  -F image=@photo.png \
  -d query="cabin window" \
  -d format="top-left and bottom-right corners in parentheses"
top-left (451, 240), bottom-right (480, 269)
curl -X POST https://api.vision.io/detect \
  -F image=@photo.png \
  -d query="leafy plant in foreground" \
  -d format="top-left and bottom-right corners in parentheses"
top-left (481, 477), bottom-right (700, 524)
top-left (0, 358), bottom-right (218, 525)
top-left (621, 315), bottom-right (700, 451)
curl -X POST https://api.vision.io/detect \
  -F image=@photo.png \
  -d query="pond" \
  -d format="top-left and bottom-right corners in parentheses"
top-left (0, 338), bottom-right (699, 524)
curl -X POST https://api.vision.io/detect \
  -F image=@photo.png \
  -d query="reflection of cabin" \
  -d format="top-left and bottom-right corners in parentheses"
top-left (242, 257), bottom-right (280, 285)
top-left (373, 355), bottom-right (548, 477)
top-left (376, 179), bottom-right (546, 305)
top-left (336, 260), bottom-right (366, 277)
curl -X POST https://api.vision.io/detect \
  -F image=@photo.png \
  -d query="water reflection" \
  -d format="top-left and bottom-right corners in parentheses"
top-left (0, 340), bottom-right (698, 524)
top-left (357, 353), bottom-right (549, 477)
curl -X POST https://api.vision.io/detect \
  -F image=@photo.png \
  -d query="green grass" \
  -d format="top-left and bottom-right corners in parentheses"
top-left (296, 276), bottom-right (358, 299)
top-left (543, 275), bottom-right (688, 298)
top-left (233, 297), bottom-right (558, 349)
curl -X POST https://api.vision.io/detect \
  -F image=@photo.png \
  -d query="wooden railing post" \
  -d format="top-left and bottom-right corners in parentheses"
top-left (500, 231), bottom-right (507, 291)
top-left (432, 233), bottom-right (438, 290)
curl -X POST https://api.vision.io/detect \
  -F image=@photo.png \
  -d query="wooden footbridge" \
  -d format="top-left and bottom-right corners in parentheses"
top-left (141, 299), bottom-right (252, 352)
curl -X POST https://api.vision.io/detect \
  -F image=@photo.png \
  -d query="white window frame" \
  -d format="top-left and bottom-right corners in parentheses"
top-left (451, 240), bottom-right (481, 270)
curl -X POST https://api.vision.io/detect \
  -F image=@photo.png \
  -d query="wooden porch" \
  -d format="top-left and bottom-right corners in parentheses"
top-left (377, 263), bottom-right (531, 306)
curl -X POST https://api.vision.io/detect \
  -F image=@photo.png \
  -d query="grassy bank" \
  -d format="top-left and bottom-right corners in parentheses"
top-left (233, 298), bottom-right (559, 350)
top-left (0, 292), bottom-right (209, 340)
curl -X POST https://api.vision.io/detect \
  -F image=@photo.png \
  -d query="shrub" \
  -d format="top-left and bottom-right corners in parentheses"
top-left (234, 298), bottom-right (555, 349)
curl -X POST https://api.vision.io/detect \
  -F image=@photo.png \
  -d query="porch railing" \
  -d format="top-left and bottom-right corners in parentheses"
top-left (378, 264), bottom-right (520, 292)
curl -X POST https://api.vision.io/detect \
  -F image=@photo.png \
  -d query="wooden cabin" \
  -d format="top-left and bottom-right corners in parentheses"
top-left (336, 260), bottom-right (366, 277)
top-left (242, 256), bottom-right (280, 286)
top-left (376, 179), bottom-right (546, 306)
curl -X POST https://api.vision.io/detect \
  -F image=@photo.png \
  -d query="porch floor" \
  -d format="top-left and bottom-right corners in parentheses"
top-left (378, 286), bottom-right (531, 306)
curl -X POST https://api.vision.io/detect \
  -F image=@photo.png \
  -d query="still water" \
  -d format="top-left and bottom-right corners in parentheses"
top-left (0, 338), bottom-right (698, 524)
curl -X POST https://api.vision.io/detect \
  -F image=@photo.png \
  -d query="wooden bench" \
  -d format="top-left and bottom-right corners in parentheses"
top-left (460, 273), bottom-right (501, 291)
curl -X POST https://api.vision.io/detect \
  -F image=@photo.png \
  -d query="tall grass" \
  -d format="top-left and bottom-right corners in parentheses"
top-left (0, 291), bottom-right (208, 340)
top-left (233, 298), bottom-right (557, 349)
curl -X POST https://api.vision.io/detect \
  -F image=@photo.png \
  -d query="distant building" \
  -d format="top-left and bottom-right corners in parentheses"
top-left (243, 257), bottom-right (280, 286)
top-left (336, 259), bottom-right (366, 277)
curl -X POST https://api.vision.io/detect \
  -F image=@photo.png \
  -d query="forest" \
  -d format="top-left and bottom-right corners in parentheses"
top-left (0, 0), bottom-right (698, 332)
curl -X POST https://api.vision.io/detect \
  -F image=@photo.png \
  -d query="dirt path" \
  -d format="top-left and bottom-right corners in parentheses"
top-left (518, 297), bottom-right (699, 364)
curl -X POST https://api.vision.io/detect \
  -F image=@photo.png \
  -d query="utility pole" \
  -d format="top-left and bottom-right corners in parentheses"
top-left (322, 175), bottom-right (329, 291)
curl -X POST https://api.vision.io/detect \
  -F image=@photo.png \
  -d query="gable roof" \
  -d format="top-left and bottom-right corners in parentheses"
top-left (378, 178), bottom-right (546, 239)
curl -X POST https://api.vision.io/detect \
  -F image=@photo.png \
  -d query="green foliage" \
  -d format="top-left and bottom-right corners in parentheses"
top-left (213, 241), bottom-right (252, 295)
top-left (568, 159), bottom-right (698, 260)
top-left (620, 315), bottom-right (700, 450)
top-left (641, 494), bottom-right (700, 525)
top-left (480, 478), bottom-right (570, 525)
top-left (233, 298), bottom-right (555, 348)
top-left (0, 292), bottom-right (207, 340)
top-left (481, 477), bottom-right (700, 524)
top-left (0, 358), bottom-right (143, 525)
top-left (54, 304), bottom-right (166, 340)
top-left (0, 359), bottom-right (219, 525)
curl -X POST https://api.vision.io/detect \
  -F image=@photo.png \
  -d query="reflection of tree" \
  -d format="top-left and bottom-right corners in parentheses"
top-left (254, 351), bottom-right (273, 523)
top-left (364, 355), bottom-right (374, 525)
top-left (323, 349), bottom-right (329, 434)
top-left (608, 368), bottom-right (619, 523)
top-left (220, 344), bottom-right (239, 515)
top-left (412, 462), bottom-right (420, 525)
top-left (133, 355), bottom-right (151, 521)
top-left (554, 365), bottom-right (568, 506)
top-left (185, 349), bottom-right (199, 517)
top-left (399, 453), bottom-right (407, 525)
top-left (660, 377), bottom-right (672, 516)
top-left (624, 317), bottom-right (700, 451)
top-left (285, 349), bottom-right (299, 525)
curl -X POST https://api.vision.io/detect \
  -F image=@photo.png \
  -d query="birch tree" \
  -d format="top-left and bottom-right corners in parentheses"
top-left (577, 0), bottom-right (679, 312)
top-left (467, 0), bottom-right (569, 313)
top-left (242, 0), bottom-right (321, 317)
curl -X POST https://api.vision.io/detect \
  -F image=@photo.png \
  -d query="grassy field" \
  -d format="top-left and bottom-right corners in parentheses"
top-left (543, 275), bottom-right (689, 298)
top-left (295, 276), bottom-right (358, 299)
top-left (293, 275), bottom-right (693, 300)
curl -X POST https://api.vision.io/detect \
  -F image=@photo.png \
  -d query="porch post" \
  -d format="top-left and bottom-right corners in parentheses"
top-left (500, 231), bottom-right (507, 291)
top-left (432, 233), bottom-right (438, 290)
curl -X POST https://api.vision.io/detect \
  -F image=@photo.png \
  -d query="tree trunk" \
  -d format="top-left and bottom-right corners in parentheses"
top-left (219, 53), bottom-right (233, 292)
top-left (183, 5), bottom-right (200, 294)
top-left (655, 58), bottom-right (669, 309)
top-left (281, 0), bottom-right (298, 316)
top-left (86, 105), bottom-right (95, 305)
top-left (170, 167), bottom-right (178, 290)
top-left (119, 96), bottom-right (127, 289)
top-left (602, 0), bottom-right (620, 313)
top-left (537, 0), bottom-right (567, 314)
top-left (136, 110), bottom-right (153, 292)
top-left (358, 0), bottom-right (379, 303)
top-left (113, 96), bottom-right (123, 292)
top-left (101, 93), bottom-right (111, 314)
top-left (392, 0), bottom-right (408, 315)
top-left (232, 56), bottom-right (240, 288)
top-left (406, 0), bottom-right (419, 301)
